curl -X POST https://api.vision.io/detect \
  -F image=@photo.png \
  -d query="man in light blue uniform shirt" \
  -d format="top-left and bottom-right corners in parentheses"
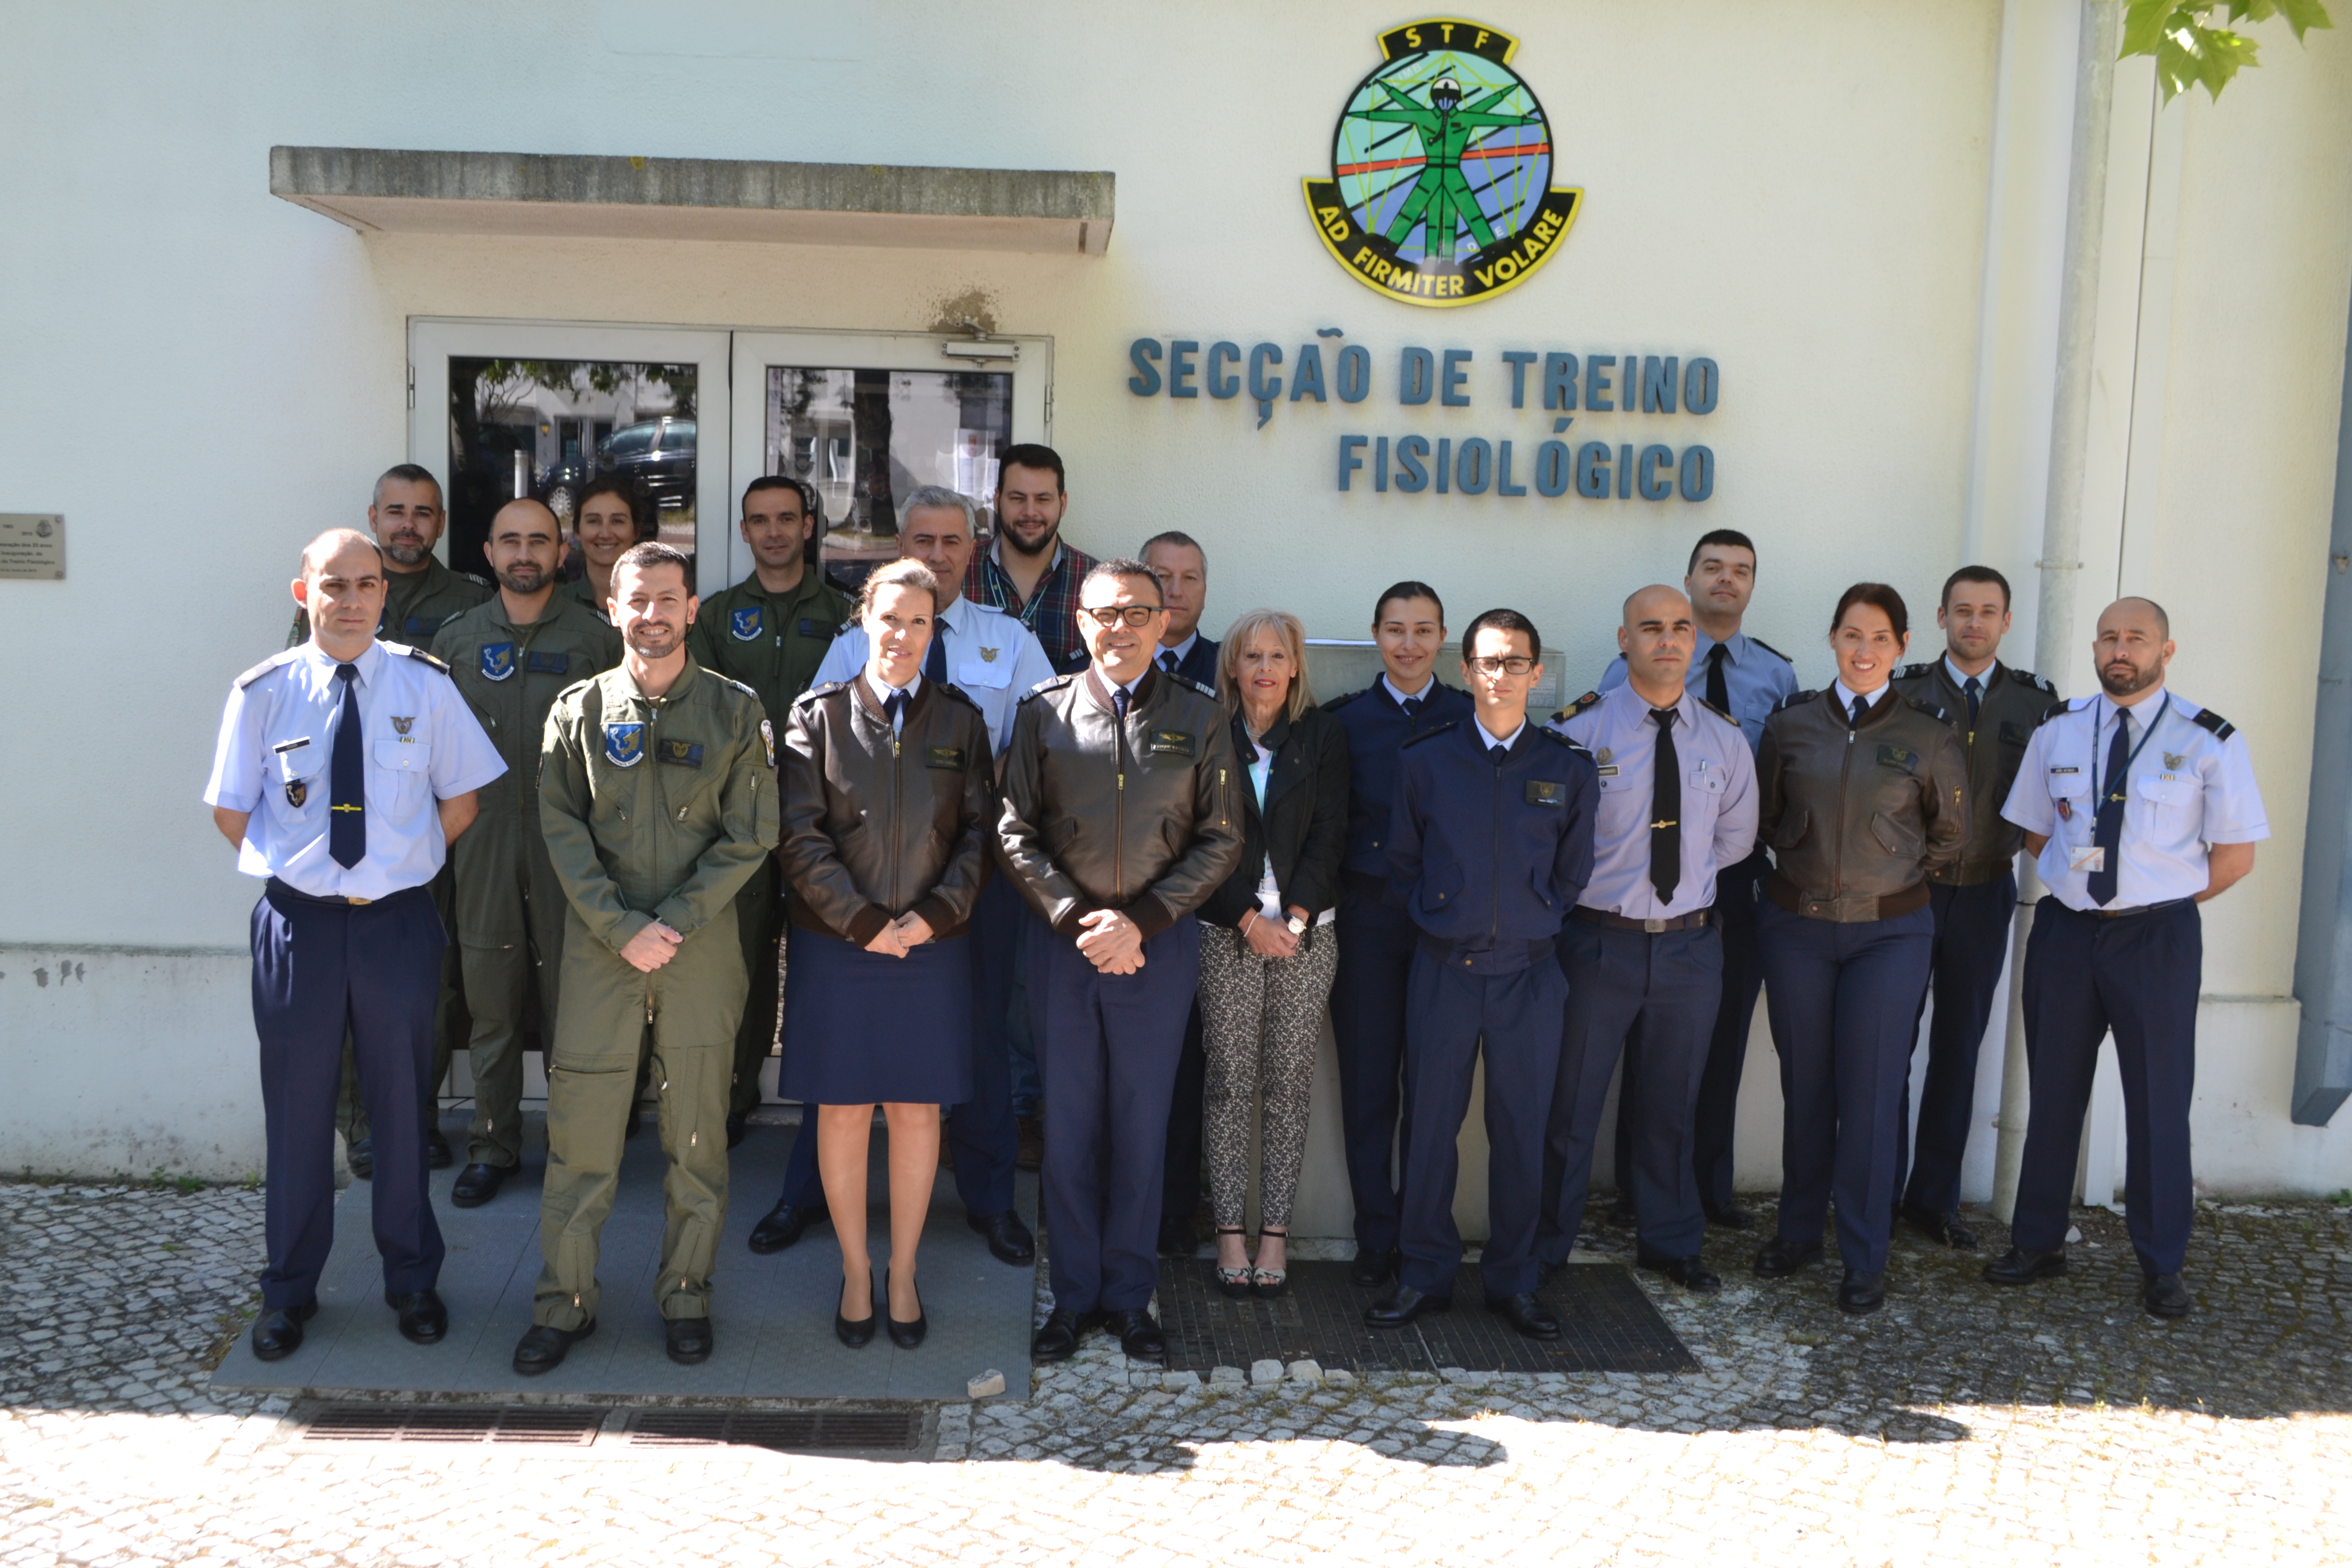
top-left (749, 485), bottom-right (1054, 1270)
top-left (1542, 586), bottom-right (1757, 1289)
top-left (1986, 598), bottom-right (2266, 1319)
top-left (205, 529), bottom-right (505, 1362)
top-left (1597, 529), bottom-right (1795, 1228)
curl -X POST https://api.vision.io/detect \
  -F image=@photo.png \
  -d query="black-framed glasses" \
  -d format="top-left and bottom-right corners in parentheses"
top-left (1467, 655), bottom-right (1535, 676)
top-left (1080, 604), bottom-right (1165, 629)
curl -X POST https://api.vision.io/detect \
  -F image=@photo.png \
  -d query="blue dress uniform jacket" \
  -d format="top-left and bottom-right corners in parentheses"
top-left (1386, 719), bottom-right (1597, 1300)
top-left (2000, 688), bottom-right (2267, 1280)
top-left (1322, 676), bottom-right (1476, 1258)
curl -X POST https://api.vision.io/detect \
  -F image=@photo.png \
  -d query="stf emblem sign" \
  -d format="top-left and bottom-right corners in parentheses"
top-left (1303, 19), bottom-right (1580, 307)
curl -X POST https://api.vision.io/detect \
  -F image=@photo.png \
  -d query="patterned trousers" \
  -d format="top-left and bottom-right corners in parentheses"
top-left (1198, 923), bottom-right (1340, 1232)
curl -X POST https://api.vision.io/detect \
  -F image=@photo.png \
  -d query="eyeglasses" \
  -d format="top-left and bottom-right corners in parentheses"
top-left (1080, 605), bottom-right (1165, 629)
top-left (1466, 655), bottom-right (1536, 676)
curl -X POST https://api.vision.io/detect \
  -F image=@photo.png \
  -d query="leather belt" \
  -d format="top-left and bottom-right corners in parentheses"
top-left (2077, 895), bottom-right (2196, 921)
top-left (264, 876), bottom-right (420, 909)
top-left (1573, 905), bottom-right (1711, 934)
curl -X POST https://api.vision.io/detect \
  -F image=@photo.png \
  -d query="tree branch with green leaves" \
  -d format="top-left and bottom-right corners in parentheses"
top-left (2118, 0), bottom-right (2332, 102)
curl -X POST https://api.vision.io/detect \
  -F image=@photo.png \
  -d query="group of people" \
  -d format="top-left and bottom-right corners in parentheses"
top-left (204, 444), bottom-right (2268, 1376)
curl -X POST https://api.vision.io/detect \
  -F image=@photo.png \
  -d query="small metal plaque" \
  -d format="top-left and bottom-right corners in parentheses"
top-left (0, 514), bottom-right (63, 580)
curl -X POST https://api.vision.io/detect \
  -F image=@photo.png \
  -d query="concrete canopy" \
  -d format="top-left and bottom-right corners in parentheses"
top-left (268, 145), bottom-right (1115, 255)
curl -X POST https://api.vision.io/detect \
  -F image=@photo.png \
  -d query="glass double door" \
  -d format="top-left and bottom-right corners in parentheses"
top-left (406, 320), bottom-right (1051, 593)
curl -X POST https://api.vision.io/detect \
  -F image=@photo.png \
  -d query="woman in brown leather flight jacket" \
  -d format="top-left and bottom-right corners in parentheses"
top-left (1751, 582), bottom-right (1968, 1317)
top-left (776, 559), bottom-right (997, 1351)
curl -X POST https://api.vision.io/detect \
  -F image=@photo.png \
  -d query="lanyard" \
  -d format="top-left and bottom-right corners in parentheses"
top-left (2091, 694), bottom-right (2170, 805)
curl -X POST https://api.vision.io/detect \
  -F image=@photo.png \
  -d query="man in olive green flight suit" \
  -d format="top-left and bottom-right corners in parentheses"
top-left (684, 475), bottom-right (851, 1142)
top-left (516, 541), bottom-right (778, 1374)
top-left (293, 464), bottom-right (493, 1175)
top-left (429, 499), bottom-right (623, 1208)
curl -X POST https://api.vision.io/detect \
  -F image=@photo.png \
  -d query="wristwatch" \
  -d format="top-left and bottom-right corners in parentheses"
top-left (1286, 913), bottom-right (1308, 936)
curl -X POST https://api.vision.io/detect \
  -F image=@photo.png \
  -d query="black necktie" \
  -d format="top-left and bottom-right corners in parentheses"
top-left (2089, 710), bottom-right (2130, 906)
top-left (1490, 742), bottom-right (1509, 768)
top-left (1705, 643), bottom-right (1731, 714)
top-left (1650, 707), bottom-right (1682, 904)
top-left (1964, 674), bottom-right (1982, 728)
top-left (1849, 693), bottom-right (1869, 727)
top-left (1160, 649), bottom-right (1181, 675)
top-left (329, 663), bottom-right (366, 869)
top-left (924, 627), bottom-right (949, 685)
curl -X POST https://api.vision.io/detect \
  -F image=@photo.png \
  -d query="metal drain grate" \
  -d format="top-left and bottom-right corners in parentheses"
top-left (300, 1405), bottom-right (603, 1445)
top-left (627, 1409), bottom-right (924, 1452)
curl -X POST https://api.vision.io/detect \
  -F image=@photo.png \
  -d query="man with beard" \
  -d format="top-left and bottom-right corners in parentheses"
top-left (429, 500), bottom-right (622, 1207)
top-left (689, 476), bottom-right (854, 1147)
top-left (1986, 598), bottom-right (2266, 1319)
top-left (293, 466), bottom-right (492, 1180)
top-left (965, 444), bottom-right (1098, 675)
top-left (519, 542), bottom-right (778, 1373)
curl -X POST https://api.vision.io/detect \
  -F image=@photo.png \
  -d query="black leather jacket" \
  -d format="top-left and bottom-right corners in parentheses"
top-left (1757, 688), bottom-right (1969, 921)
top-left (1890, 659), bottom-right (2065, 886)
top-left (777, 676), bottom-right (996, 944)
top-left (1199, 704), bottom-right (1352, 929)
top-left (997, 665), bottom-right (1245, 938)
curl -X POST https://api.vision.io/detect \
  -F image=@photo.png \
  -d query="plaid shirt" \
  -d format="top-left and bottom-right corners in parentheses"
top-left (964, 537), bottom-right (1099, 673)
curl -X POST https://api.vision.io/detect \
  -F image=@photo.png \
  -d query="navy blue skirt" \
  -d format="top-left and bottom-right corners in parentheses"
top-left (778, 924), bottom-right (975, 1107)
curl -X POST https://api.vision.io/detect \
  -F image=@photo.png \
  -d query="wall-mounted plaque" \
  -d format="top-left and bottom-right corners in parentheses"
top-left (0, 514), bottom-right (64, 580)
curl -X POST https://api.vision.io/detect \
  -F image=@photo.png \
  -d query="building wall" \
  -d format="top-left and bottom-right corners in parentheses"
top-left (1, 2), bottom-right (2347, 1211)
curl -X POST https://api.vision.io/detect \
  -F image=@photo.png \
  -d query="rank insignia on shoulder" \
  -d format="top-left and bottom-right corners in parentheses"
top-left (1898, 663), bottom-right (1933, 679)
top-left (759, 719), bottom-right (776, 770)
top-left (1147, 730), bottom-right (1196, 756)
top-left (729, 606), bottom-right (763, 642)
top-left (604, 722), bottom-right (646, 767)
top-left (2192, 707), bottom-right (2237, 741)
top-left (480, 642), bottom-right (516, 682)
top-left (656, 739), bottom-right (703, 768)
top-left (1749, 636), bottom-right (1793, 665)
top-left (1552, 691), bottom-right (1601, 724)
top-left (400, 646), bottom-right (450, 674)
top-left (237, 650), bottom-right (298, 689)
top-left (924, 745), bottom-right (965, 770)
top-left (1526, 780), bottom-right (1565, 806)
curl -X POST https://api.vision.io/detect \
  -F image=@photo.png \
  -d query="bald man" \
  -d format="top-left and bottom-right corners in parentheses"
top-left (1539, 586), bottom-right (1757, 1289)
top-left (429, 500), bottom-right (623, 1206)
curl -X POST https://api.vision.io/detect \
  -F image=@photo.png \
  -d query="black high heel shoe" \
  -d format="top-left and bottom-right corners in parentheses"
top-left (835, 1273), bottom-right (878, 1349)
top-left (886, 1275), bottom-right (927, 1350)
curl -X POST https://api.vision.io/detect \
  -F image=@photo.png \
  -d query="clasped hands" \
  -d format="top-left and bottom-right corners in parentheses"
top-left (862, 912), bottom-right (937, 959)
top-left (1074, 908), bottom-right (1146, 975)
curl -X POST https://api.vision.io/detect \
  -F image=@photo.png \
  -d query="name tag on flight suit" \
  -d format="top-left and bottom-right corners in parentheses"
top-left (1876, 744), bottom-right (1918, 771)
top-left (1525, 780), bottom-right (1564, 806)
top-left (656, 740), bottom-right (704, 768)
top-left (924, 746), bottom-right (965, 770)
top-left (1147, 730), bottom-right (1195, 756)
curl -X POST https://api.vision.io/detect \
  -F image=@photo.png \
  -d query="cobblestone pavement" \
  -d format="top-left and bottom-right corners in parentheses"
top-left (3, 1178), bottom-right (2349, 1566)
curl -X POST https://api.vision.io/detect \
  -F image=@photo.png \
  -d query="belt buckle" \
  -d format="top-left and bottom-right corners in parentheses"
top-left (1643, 917), bottom-right (1666, 934)
top-left (349, 896), bottom-right (372, 906)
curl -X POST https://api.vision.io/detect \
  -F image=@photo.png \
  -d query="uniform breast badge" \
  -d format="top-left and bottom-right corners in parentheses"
top-left (730, 606), bottom-right (763, 642)
top-left (604, 722), bottom-right (647, 767)
top-left (480, 643), bottom-right (516, 682)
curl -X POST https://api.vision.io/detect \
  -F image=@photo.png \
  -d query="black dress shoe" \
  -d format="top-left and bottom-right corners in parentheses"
top-left (1349, 1245), bottom-right (1400, 1287)
top-left (1703, 1202), bottom-right (1756, 1231)
top-left (1032, 1307), bottom-right (1089, 1362)
top-left (1106, 1307), bottom-right (1165, 1360)
top-left (1485, 1291), bottom-right (1562, 1340)
top-left (512, 1319), bottom-right (594, 1376)
top-left (1752, 1236), bottom-right (1825, 1278)
top-left (1365, 1284), bottom-right (1452, 1328)
top-left (1157, 1215), bottom-right (1197, 1258)
top-left (345, 1137), bottom-right (374, 1181)
top-left (449, 1163), bottom-right (509, 1208)
top-left (1900, 1204), bottom-right (1979, 1250)
top-left (967, 1209), bottom-right (1036, 1266)
top-left (426, 1128), bottom-right (454, 1170)
top-left (747, 1202), bottom-right (825, 1255)
top-left (1982, 1246), bottom-right (2069, 1286)
top-left (387, 1288), bottom-right (448, 1344)
top-left (2143, 1272), bottom-right (2192, 1318)
top-left (887, 1282), bottom-right (927, 1350)
top-left (1015, 1115), bottom-right (1043, 1173)
top-left (1637, 1250), bottom-right (1724, 1293)
top-left (836, 1277), bottom-right (878, 1349)
top-left (1837, 1269), bottom-right (1886, 1315)
top-left (725, 1111), bottom-right (748, 1149)
top-left (249, 1299), bottom-right (317, 1362)
top-left (666, 1316), bottom-right (714, 1364)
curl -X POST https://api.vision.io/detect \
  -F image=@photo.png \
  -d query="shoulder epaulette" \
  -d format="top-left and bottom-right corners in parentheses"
top-left (2009, 667), bottom-right (2057, 694)
top-left (1180, 675), bottom-right (1217, 700)
top-left (1400, 719), bottom-right (1462, 749)
top-left (1749, 636), bottom-right (1794, 665)
top-left (720, 675), bottom-right (761, 704)
top-left (1532, 726), bottom-right (1590, 755)
top-left (235, 649), bottom-right (300, 689)
top-left (1897, 663), bottom-right (1934, 680)
top-left (1550, 690), bottom-right (1602, 725)
top-left (2033, 701), bottom-right (2066, 727)
top-left (1903, 695), bottom-right (1952, 724)
top-left (1322, 688), bottom-right (1365, 713)
top-left (1694, 695), bottom-right (1737, 726)
top-left (1019, 673), bottom-right (1077, 702)
top-left (1772, 689), bottom-right (1819, 714)
top-left (935, 681), bottom-right (984, 713)
top-left (794, 680), bottom-right (850, 707)
top-left (2192, 706), bottom-right (2237, 741)
top-left (401, 646), bottom-right (451, 674)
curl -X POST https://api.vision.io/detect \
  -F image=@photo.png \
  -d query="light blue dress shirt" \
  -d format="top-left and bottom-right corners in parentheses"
top-left (813, 595), bottom-right (1056, 755)
top-left (1599, 628), bottom-right (1797, 752)
top-left (204, 639), bottom-right (506, 900)
top-left (1999, 688), bottom-right (2268, 911)
top-left (1549, 684), bottom-right (1758, 919)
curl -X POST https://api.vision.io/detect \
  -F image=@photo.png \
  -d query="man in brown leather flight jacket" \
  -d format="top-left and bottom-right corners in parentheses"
top-left (998, 557), bottom-right (1243, 1365)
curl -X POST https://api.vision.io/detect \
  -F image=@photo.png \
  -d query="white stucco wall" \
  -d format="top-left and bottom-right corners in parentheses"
top-left (0, 2), bottom-right (2346, 1211)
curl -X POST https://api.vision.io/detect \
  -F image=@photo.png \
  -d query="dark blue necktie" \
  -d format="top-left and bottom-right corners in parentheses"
top-left (329, 663), bottom-right (366, 868)
top-left (924, 626), bottom-right (948, 685)
top-left (1490, 743), bottom-right (1508, 768)
top-left (1401, 695), bottom-right (1423, 722)
top-left (2089, 711), bottom-right (2130, 906)
top-left (1113, 687), bottom-right (1131, 722)
top-left (1964, 674), bottom-right (1982, 727)
top-left (1848, 694), bottom-right (1868, 728)
top-left (1160, 649), bottom-right (1181, 675)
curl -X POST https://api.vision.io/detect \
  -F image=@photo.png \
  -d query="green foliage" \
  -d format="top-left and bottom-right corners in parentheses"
top-left (2117, 0), bottom-right (2333, 102)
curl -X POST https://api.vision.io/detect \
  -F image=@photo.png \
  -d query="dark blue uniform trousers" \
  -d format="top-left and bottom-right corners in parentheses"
top-left (1399, 945), bottom-right (1567, 1298)
top-left (1676, 847), bottom-right (1770, 1211)
top-left (1160, 999), bottom-right (1207, 1224)
top-left (1331, 889), bottom-right (1417, 1253)
top-left (2012, 898), bottom-right (2201, 1278)
top-left (1894, 874), bottom-right (2017, 1215)
top-left (1031, 912), bottom-right (1201, 1314)
top-left (1757, 899), bottom-right (1934, 1275)
top-left (770, 873), bottom-right (1026, 1219)
top-left (251, 880), bottom-right (447, 1311)
top-left (1543, 921), bottom-right (1722, 1265)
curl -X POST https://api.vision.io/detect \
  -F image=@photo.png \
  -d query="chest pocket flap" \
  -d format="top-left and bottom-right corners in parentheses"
top-left (955, 652), bottom-right (1014, 689)
top-left (2047, 767), bottom-right (2090, 801)
top-left (372, 733), bottom-right (431, 774)
top-left (275, 742), bottom-right (326, 783)
top-left (2136, 774), bottom-right (2196, 806)
top-left (1686, 768), bottom-right (1727, 795)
